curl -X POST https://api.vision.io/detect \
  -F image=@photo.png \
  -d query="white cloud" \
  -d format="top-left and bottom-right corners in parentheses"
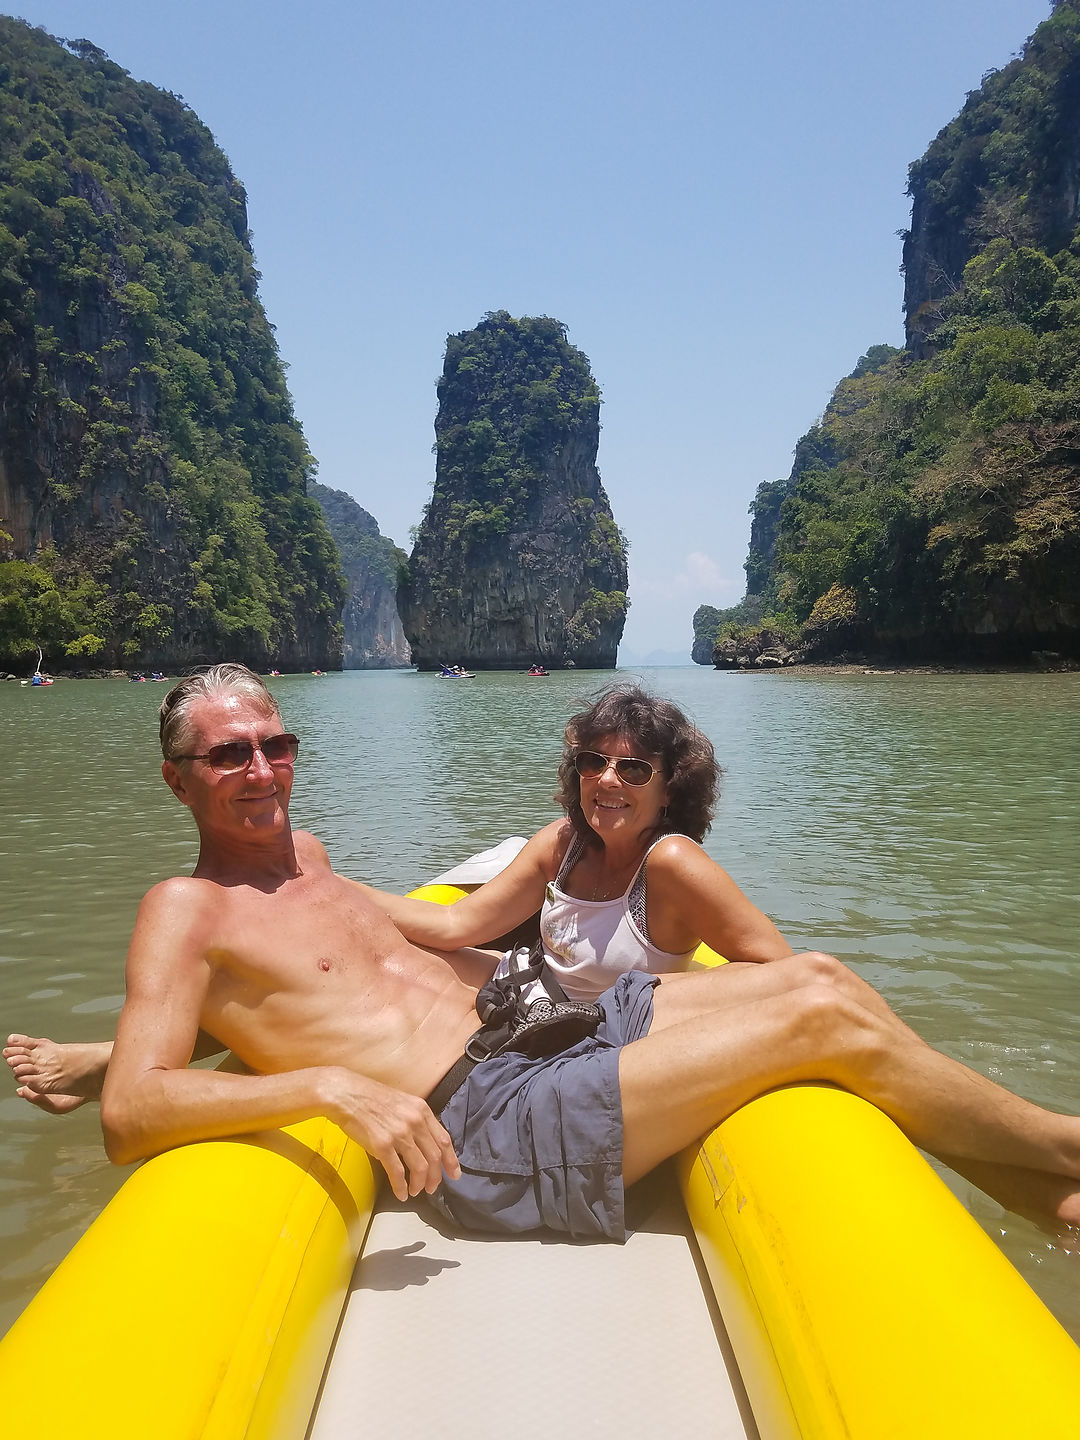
top-left (621, 551), bottom-right (743, 653)
top-left (683, 551), bottom-right (727, 592)
top-left (630, 552), bottom-right (739, 603)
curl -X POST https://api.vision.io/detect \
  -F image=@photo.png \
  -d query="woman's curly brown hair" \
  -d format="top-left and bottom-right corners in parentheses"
top-left (555, 684), bottom-right (720, 845)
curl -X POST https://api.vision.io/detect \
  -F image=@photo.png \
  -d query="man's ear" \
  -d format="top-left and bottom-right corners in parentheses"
top-left (162, 759), bottom-right (191, 806)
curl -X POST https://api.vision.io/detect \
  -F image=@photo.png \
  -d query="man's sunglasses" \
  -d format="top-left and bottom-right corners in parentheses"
top-left (173, 732), bottom-right (300, 774)
top-left (573, 750), bottom-right (659, 787)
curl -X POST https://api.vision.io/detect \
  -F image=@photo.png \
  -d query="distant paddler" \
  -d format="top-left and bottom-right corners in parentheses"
top-left (23, 645), bottom-right (53, 685)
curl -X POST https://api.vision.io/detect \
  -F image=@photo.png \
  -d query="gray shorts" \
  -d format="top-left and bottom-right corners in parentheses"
top-left (427, 971), bottom-right (658, 1242)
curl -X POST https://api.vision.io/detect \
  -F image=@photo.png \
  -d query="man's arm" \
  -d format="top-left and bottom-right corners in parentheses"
top-left (100, 881), bottom-right (460, 1200)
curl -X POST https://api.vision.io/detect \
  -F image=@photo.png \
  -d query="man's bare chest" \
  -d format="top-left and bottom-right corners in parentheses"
top-left (203, 874), bottom-right (394, 1003)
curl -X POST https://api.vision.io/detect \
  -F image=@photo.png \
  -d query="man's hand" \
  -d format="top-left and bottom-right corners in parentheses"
top-left (324, 1070), bottom-right (461, 1201)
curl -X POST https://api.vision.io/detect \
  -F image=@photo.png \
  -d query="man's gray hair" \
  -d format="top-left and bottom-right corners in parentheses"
top-left (159, 664), bottom-right (281, 761)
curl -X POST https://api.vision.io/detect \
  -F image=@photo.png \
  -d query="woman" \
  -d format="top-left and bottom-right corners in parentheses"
top-left (361, 684), bottom-right (791, 1000)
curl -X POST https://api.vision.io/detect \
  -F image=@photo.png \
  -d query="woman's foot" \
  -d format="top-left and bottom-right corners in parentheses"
top-left (3, 1034), bottom-right (111, 1114)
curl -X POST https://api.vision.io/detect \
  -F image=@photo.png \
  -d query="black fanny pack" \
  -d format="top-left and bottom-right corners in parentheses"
top-left (469, 944), bottom-right (602, 1061)
top-left (426, 945), bottom-right (602, 1115)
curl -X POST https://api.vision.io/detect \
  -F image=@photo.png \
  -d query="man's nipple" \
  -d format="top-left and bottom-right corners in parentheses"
top-left (318, 958), bottom-right (332, 973)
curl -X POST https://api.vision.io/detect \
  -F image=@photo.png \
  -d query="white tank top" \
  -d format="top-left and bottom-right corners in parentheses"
top-left (537, 831), bottom-right (696, 1001)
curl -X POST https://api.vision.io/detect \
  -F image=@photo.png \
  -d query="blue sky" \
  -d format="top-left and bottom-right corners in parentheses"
top-left (7, 0), bottom-right (1054, 657)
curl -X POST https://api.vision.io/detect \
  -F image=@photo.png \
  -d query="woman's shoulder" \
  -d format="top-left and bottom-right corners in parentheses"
top-left (533, 817), bottom-right (576, 866)
top-left (645, 833), bottom-right (721, 886)
top-left (648, 832), bottom-right (704, 864)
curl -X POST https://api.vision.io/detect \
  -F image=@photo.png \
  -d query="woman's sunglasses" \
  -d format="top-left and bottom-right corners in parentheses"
top-left (573, 750), bottom-right (659, 787)
top-left (173, 732), bottom-right (300, 774)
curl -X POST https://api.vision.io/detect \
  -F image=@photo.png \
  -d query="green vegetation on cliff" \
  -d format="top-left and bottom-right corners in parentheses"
top-left (698, 3), bottom-right (1080, 665)
top-left (428, 311), bottom-right (613, 569)
top-left (747, 247), bottom-right (1080, 660)
top-left (310, 482), bottom-right (405, 589)
top-left (904, 0), bottom-right (1080, 349)
top-left (309, 482), bottom-right (410, 669)
top-left (691, 605), bottom-right (722, 665)
top-left (0, 21), bottom-right (344, 669)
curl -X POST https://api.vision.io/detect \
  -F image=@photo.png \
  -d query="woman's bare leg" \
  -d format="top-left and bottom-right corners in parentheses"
top-left (620, 974), bottom-right (1080, 1225)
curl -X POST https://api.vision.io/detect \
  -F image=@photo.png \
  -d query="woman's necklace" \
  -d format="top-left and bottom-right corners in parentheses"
top-left (587, 853), bottom-right (640, 902)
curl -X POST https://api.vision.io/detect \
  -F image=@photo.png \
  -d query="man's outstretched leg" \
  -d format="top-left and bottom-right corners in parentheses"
top-left (620, 954), bottom-right (1080, 1227)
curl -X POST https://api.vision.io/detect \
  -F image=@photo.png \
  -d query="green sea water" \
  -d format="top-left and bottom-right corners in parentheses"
top-left (1, 666), bottom-right (1077, 1338)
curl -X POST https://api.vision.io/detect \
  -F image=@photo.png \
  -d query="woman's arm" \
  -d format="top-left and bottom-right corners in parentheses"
top-left (348, 821), bottom-right (571, 950)
top-left (644, 837), bottom-right (793, 962)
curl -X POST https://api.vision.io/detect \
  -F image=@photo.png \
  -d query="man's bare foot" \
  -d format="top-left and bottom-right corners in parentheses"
top-left (3, 1034), bottom-right (112, 1114)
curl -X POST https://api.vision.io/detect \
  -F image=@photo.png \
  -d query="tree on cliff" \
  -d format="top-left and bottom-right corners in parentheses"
top-left (398, 311), bottom-right (628, 669)
top-left (0, 20), bottom-right (344, 671)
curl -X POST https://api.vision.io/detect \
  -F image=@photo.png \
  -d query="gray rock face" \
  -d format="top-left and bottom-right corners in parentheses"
top-left (712, 630), bottom-right (797, 670)
top-left (399, 313), bottom-right (627, 670)
top-left (310, 484), bottom-right (411, 669)
top-left (902, 9), bottom-right (1080, 356)
top-left (691, 605), bottom-right (721, 666)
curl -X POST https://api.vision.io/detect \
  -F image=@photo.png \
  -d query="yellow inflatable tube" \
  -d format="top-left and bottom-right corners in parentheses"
top-left (680, 946), bottom-right (1080, 1439)
top-left (0, 1118), bottom-right (376, 1440)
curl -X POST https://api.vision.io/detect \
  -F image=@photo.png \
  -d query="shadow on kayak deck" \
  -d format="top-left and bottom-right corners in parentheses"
top-left (310, 1163), bottom-right (758, 1440)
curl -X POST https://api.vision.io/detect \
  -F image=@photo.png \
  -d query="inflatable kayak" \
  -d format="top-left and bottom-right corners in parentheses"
top-left (2, 877), bottom-right (1079, 1439)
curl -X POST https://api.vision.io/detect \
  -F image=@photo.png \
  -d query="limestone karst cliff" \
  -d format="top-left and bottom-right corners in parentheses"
top-left (310, 483), bottom-right (410, 668)
top-left (398, 312), bottom-right (627, 670)
top-left (691, 606), bottom-right (721, 666)
top-left (903, 1), bottom-right (1080, 356)
top-left (695, 2), bottom-right (1080, 667)
top-left (0, 21), bottom-right (344, 671)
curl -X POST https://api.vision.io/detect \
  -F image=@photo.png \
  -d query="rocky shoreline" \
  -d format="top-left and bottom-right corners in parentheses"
top-left (707, 626), bottom-right (1077, 675)
top-left (713, 657), bottom-right (1078, 676)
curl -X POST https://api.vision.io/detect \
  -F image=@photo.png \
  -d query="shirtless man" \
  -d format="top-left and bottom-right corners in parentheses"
top-left (7, 664), bottom-right (1080, 1237)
